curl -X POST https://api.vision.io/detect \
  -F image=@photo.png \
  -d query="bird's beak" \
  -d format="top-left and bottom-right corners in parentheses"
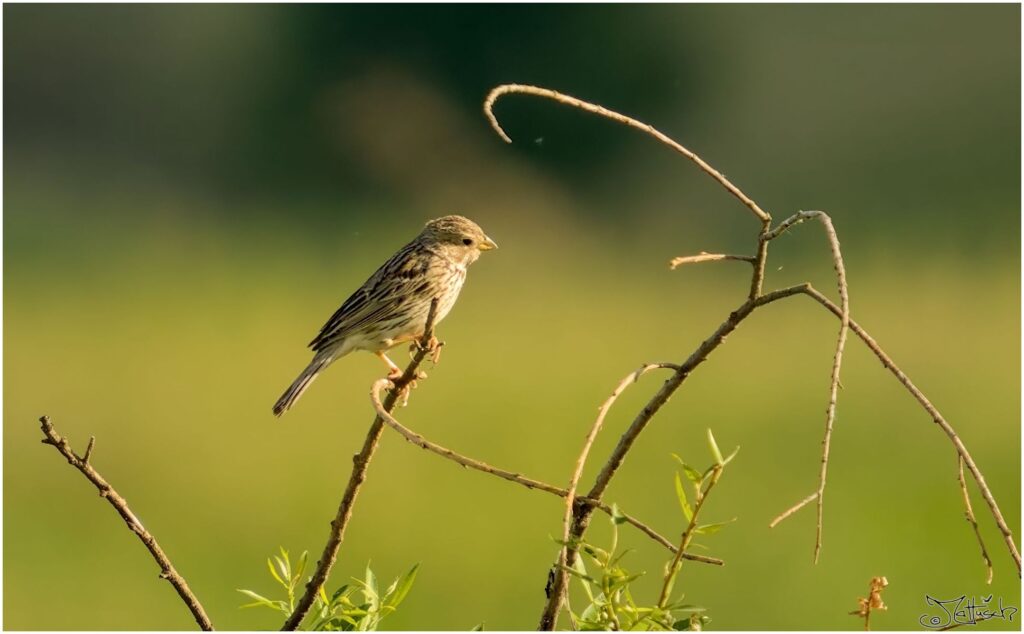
top-left (478, 236), bottom-right (498, 251)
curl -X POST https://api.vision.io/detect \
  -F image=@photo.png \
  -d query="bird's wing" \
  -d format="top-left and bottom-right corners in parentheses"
top-left (308, 241), bottom-right (432, 352)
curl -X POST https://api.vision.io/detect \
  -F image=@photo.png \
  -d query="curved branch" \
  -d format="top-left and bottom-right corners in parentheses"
top-left (483, 84), bottom-right (771, 224)
top-left (281, 299), bottom-right (441, 631)
top-left (958, 455), bottom-right (994, 584)
top-left (764, 211), bottom-right (850, 564)
top-left (38, 416), bottom-right (215, 631)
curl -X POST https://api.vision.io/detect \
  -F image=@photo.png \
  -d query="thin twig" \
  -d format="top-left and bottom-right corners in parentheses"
top-left (768, 492), bottom-right (818, 529)
top-left (38, 416), bottom-right (214, 631)
top-left (281, 299), bottom-right (441, 631)
top-left (548, 363), bottom-right (682, 622)
top-left (483, 84), bottom-right (771, 225)
top-left (763, 211), bottom-right (850, 564)
top-left (792, 284), bottom-right (1021, 575)
top-left (83, 436), bottom-right (96, 464)
top-left (958, 455), bottom-right (994, 584)
top-left (669, 252), bottom-right (756, 269)
top-left (368, 378), bottom-right (722, 566)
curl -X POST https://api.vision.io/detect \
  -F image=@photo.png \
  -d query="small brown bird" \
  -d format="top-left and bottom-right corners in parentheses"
top-left (273, 215), bottom-right (497, 416)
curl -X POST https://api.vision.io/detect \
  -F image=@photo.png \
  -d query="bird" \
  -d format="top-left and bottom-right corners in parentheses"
top-left (273, 215), bottom-right (497, 416)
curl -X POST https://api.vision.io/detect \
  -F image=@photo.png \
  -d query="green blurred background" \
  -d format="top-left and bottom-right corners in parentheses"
top-left (4, 4), bottom-right (1020, 630)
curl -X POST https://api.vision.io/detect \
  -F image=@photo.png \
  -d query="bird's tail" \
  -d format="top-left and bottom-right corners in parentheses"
top-left (273, 356), bottom-right (329, 417)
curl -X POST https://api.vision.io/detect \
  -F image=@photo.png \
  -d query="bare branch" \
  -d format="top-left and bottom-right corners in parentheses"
top-left (368, 377), bottom-right (722, 566)
top-left (38, 416), bottom-right (214, 631)
top-left (958, 454), bottom-right (995, 584)
top-left (483, 84), bottom-right (771, 224)
top-left (763, 211), bottom-right (850, 564)
top-left (769, 492), bottom-right (819, 529)
top-left (83, 435), bottom-right (96, 464)
top-left (281, 299), bottom-right (441, 631)
top-left (669, 252), bottom-right (755, 269)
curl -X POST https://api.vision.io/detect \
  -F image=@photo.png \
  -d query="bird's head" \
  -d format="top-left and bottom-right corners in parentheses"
top-left (420, 215), bottom-right (497, 265)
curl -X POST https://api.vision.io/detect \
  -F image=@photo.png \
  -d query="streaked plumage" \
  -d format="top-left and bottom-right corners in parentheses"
top-left (273, 215), bottom-right (497, 416)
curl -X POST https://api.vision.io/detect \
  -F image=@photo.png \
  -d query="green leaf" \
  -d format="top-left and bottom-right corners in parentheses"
top-left (608, 571), bottom-right (644, 593)
top-left (722, 445), bottom-right (740, 466)
top-left (667, 603), bottom-right (706, 614)
top-left (331, 584), bottom-right (352, 604)
top-left (237, 588), bottom-right (282, 611)
top-left (572, 558), bottom-right (595, 602)
top-left (267, 557), bottom-right (286, 587)
top-left (383, 563), bottom-right (419, 609)
top-left (295, 551), bottom-right (309, 586)
top-left (580, 543), bottom-right (611, 567)
top-left (706, 429), bottom-right (724, 465)
top-left (471, 623), bottom-right (486, 631)
top-left (674, 472), bottom-right (693, 521)
top-left (365, 565), bottom-right (378, 599)
top-left (694, 518), bottom-right (737, 535)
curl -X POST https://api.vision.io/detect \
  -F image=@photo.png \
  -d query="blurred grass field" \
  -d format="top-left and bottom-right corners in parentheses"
top-left (4, 202), bottom-right (1020, 629)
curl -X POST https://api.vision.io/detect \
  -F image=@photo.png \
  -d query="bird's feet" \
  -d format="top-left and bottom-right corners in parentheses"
top-left (410, 335), bottom-right (445, 365)
top-left (377, 352), bottom-right (404, 381)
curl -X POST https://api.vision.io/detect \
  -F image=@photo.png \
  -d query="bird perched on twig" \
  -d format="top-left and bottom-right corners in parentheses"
top-left (273, 215), bottom-right (497, 416)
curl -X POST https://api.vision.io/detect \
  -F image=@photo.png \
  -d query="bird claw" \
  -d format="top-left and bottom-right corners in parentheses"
top-left (409, 336), bottom-right (444, 365)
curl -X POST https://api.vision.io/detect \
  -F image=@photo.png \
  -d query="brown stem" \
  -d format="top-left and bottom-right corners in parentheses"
top-left (958, 455), bottom-right (994, 584)
top-left (38, 416), bottom-right (215, 631)
top-left (281, 299), bottom-right (441, 631)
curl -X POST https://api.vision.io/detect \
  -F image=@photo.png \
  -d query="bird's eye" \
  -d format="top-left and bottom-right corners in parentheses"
top-left (462, 238), bottom-right (474, 246)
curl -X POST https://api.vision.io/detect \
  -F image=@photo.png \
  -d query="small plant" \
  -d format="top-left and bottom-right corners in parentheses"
top-left (562, 430), bottom-right (737, 631)
top-left (238, 547), bottom-right (419, 631)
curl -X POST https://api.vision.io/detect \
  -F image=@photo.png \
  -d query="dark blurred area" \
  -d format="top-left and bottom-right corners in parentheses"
top-left (5, 4), bottom-right (1019, 244)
